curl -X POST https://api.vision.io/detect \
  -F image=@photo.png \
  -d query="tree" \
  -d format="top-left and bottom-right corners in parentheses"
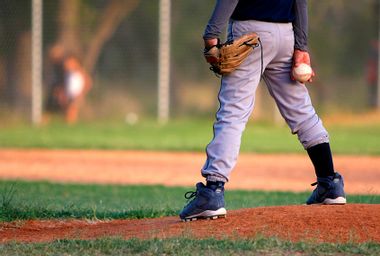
top-left (0, 0), bottom-right (140, 115)
top-left (54, 0), bottom-right (140, 74)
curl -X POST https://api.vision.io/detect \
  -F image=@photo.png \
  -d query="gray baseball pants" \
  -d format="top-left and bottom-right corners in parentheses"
top-left (202, 20), bottom-right (329, 183)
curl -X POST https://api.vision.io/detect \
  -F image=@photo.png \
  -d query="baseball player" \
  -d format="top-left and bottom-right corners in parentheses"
top-left (180, 0), bottom-right (346, 221)
top-left (61, 55), bottom-right (92, 124)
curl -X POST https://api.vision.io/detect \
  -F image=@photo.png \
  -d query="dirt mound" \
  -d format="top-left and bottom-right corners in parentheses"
top-left (1, 204), bottom-right (379, 244)
top-left (1, 150), bottom-right (379, 194)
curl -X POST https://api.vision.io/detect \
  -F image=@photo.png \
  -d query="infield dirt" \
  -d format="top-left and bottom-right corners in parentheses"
top-left (1, 204), bottom-right (379, 243)
top-left (0, 149), bottom-right (379, 194)
top-left (0, 150), bottom-right (379, 243)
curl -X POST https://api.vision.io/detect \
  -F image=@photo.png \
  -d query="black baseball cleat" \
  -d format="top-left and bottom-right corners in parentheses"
top-left (306, 172), bottom-right (347, 205)
top-left (179, 182), bottom-right (226, 221)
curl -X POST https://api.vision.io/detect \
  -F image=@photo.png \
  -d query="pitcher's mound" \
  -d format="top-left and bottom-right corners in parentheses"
top-left (1, 204), bottom-right (379, 244)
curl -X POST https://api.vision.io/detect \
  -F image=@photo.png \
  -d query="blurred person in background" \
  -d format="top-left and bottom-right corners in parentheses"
top-left (61, 55), bottom-right (92, 124)
top-left (45, 45), bottom-right (66, 115)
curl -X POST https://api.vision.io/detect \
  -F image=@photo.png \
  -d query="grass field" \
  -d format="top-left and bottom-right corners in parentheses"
top-left (2, 237), bottom-right (379, 255)
top-left (1, 180), bottom-right (379, 222)
top-left (0, 119), bottom-right (380, 154)
top-left (1, 180), bottom-right (380, 255)
top-left (1, 119), bottom-right (379, 255)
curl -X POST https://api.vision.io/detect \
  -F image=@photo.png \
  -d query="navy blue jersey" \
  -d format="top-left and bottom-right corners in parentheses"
top-left (231, 0), bottom-right (295, 22)
top-left (203, 0), bottom-right (308, 50)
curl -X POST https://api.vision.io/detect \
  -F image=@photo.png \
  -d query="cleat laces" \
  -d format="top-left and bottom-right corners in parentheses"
top-left (184, 191), bottom-right (197, 202)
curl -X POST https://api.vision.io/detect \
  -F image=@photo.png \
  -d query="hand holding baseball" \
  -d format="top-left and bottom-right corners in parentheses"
top-left (292, 49), bottom-right (315, 83)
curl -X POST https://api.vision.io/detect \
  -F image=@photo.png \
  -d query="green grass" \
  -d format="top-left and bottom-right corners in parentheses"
top-left (0, 119), bottom-right (379, 155)
top-left (1, 237), bottom-right (379, 255)
top-left (1, 180), bottom-right (379, 255)
top-left (1, 180), bottom-right (379, 222)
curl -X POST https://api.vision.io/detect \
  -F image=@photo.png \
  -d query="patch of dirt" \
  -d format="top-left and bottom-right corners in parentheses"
top-left (1, 204), bottom-right (379, 244)
top-left (0, 149), bottom-right (379, 194)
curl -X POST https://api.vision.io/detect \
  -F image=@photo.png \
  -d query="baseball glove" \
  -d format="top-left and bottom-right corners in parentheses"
top-left (204, 32), bottom-right (260, 75)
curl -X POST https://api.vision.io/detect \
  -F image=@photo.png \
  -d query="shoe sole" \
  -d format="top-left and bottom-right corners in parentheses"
top-left (323, 197), bottom-right (346, 205)
top-left (181, 208), bottom-right (227, 222)
top-left (307, 197), bottom-right (347, 205)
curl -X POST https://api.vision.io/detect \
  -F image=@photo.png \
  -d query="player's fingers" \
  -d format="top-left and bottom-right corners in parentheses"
top-left (204, 38), bottom-right (218, 48)
top-left (307, 70), bottom-right (315, 83)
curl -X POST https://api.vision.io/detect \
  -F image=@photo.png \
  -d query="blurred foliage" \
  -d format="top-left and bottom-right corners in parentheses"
top-left (0, 0), bottom-right (379, 121)
top-left (309, 0), bottom-right (378, 76)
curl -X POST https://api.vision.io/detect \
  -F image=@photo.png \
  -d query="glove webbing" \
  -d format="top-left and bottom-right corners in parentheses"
top-left (210, 38), bottom-right (263, 79)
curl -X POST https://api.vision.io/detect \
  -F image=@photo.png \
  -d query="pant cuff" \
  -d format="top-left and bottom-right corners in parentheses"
top-left (304, 134), bottom-right (330, 149)
top-left (205, 175), bottom-right (228, 183)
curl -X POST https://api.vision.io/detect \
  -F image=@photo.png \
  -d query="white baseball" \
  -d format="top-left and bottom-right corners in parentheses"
top-left (292, 63), bottom-right (313, 83)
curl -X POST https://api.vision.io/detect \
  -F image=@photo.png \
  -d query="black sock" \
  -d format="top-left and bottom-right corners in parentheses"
top-left (206, 180), bottom-right (225, 190)
top-left (307, 143), bottom-right (335, 178)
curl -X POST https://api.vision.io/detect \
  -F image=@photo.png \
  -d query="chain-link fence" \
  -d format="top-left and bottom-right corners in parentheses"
top-left (0, 0), bottom-right (379, 125)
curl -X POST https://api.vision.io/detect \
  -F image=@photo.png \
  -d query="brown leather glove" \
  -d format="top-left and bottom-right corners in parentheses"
top-left (204, 33), bottom-right (260, 75)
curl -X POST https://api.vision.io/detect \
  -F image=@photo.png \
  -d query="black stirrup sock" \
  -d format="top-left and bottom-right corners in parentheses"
top-left (307, 142), bottom-right (335, 178)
